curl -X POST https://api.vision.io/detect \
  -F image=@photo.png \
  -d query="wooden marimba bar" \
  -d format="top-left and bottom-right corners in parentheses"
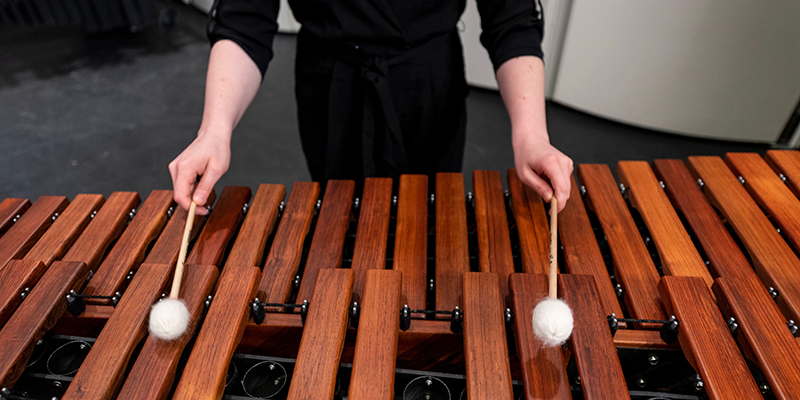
top-left (1, 151), bottom-right (800, 400)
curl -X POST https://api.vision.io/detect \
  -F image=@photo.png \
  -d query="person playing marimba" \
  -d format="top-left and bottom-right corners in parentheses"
top-left (167, 0), bottom-right (574, 215)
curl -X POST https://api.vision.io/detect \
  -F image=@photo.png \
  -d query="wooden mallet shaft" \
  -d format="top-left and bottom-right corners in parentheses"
top-left (168, 201), bottom-right (196, 299)
top-left (549, 197), bottom-right (558, 299)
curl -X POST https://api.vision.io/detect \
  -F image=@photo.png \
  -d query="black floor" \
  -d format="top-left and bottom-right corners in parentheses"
top-left (0, 4), bottom-right (772, 201)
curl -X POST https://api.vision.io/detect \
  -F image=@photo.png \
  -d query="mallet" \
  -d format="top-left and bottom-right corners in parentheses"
top-left (531, 196), bottom-right (574, 347)
top-left (148, 200), bottom-right (196, 340)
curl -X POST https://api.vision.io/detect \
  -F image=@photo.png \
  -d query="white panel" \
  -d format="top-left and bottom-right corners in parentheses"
top-left (190, 0), bottom-right (214, 13)
top-left (277, 0), bottom-right (301, 33)
top-left (541, 0), bottom-right (573, 97)
top-left (553, 0), bottom-right (800, 143)
top-left (460, 0), bottom-right (498, 90)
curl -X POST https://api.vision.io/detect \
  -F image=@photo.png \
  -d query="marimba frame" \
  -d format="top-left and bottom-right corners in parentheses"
top-left (3, 152), bottom-right (800, 400)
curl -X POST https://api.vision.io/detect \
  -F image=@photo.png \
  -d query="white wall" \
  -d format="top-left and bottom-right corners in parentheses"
top-left (276, 0), bottom-right (300, 33)
top-left (190, 0), bottom-right (213, 13)
top-left (552, 0), bottom-right (800, 143)
top-left (459, 0), bottom-right (497, 90)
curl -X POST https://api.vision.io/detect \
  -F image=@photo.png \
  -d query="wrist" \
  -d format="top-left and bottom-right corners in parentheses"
top-left (197, 121), bottom-right (233, 141)
top-left (512, 127), bottom-right (549, 146)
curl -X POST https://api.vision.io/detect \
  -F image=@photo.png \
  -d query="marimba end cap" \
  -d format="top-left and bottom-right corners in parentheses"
top-left (149, 298), bottom-right (190, 341)
top-left (531, 298), bottom-right (573, 347)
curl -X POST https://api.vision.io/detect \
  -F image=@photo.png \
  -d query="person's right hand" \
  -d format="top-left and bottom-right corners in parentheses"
top-left (168, 131), bottom-right (231, 215)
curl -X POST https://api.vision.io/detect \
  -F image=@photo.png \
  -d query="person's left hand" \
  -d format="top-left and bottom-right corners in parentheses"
top-left (512, 132), bottom-right (573, 212)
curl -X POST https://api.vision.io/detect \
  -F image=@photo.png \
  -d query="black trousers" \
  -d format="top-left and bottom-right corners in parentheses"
top-left (294, 28), bottom-right (469, 189)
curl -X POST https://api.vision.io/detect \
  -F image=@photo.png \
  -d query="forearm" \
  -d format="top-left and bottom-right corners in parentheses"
top-left (496, 56), bottom-right (573, 209)
top-left (198, 39), bottom-right (263, 139)
top-left (495, 56), bottom-right (548, 144)
top-left (169, 40), bottom-right (260, 212)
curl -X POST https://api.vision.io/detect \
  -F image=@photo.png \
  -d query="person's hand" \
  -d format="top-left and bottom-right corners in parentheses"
top-left (512, 132), bottom-right (573, 212)
top-left (168, 131), bottom-right (231, 215)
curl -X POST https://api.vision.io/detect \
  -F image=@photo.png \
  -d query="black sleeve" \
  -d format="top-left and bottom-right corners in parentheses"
top-left (207, 0), bottom-right (280, 78)
top-left (475, 0), bottom-right (544, 70)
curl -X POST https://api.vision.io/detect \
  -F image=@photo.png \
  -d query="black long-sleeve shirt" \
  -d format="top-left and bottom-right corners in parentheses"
top-left (207, 0), bottom-right (544, 77)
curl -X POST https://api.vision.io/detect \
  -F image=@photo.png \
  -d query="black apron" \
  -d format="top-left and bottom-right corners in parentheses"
top-left (294, 27), bottom-right (469, 188)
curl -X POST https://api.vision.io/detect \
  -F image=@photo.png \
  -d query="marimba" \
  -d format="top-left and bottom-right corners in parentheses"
top-left (1, 151), bottom-right (800, 400)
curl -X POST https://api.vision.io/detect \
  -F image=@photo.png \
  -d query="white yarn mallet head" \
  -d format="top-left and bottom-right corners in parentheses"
top-left (531, 196), bottom-right (574, 347)
top-left (149, 201), bottom-right (196, 341)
